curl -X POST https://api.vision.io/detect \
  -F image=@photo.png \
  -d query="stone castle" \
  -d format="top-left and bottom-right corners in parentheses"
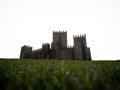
top-left (20, 31), bottom-right (92, 60)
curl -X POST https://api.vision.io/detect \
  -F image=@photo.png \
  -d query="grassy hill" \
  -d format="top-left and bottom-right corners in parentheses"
top-left (0, 59), bottom-right (120, 90)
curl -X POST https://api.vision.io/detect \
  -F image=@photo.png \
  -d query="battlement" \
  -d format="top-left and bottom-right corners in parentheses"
top-left (53, 31), bottom-right (67, 34)
top-left (53, 31), bottom-right (67, 48)
top-left (73, 34), bottom-right (86, 38)
top-left (73, 34), bottom-right (87, 48)
top-left (73, 34), bottom-right (86, 41)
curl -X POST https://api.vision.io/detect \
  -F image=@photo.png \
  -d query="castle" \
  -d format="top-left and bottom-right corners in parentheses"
top-left (20, 31), bottom-right (92, 60)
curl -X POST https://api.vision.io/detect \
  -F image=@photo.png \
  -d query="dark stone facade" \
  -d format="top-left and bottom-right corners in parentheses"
top-left (20, 31), bottom-right (92, 60)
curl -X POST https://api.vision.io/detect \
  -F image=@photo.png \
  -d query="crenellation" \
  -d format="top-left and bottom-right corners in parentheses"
top-left (53, 31), bottom-right (67, 34)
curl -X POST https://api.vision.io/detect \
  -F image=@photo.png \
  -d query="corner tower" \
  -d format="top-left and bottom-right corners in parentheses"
top-left (73, 35), bottom-right (84, 60)
top-left (73, 34), bottom-right (91, 60)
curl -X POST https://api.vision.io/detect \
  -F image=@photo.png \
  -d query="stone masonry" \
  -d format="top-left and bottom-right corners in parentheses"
top-left (20, 31), bottom-right (92, 60)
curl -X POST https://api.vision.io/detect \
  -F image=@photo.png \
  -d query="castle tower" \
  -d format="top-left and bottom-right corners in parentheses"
top-left (73, 35), bottom-right (84, 60)
top-left (41, 43), bottom-right (50, 59)
top-left (51, 31), bottom-right (67, 59)
top-left (52, 31), bottom-right (67, 48)
top-left (73, 34), bottom-right (91, 60)
top-left (20, 45), bottom-right (32, 59)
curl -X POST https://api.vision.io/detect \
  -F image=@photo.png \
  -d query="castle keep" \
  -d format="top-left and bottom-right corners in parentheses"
top-left (20, 31), bottom-right (92, 60)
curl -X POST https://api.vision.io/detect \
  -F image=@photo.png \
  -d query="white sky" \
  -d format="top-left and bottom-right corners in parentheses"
top-left (0, 0), bottom-right (120, 60)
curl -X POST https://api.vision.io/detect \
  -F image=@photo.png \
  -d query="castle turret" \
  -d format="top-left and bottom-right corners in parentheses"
top-left (20, 45), bottom-right (32, 59)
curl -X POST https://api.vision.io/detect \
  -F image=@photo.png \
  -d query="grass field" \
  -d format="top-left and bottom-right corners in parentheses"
top-left (0, 59), bottom-right (120, 90)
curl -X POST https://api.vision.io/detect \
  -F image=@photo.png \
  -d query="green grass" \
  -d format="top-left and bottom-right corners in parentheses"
top-left (0, 59), bottom-right (120, 90)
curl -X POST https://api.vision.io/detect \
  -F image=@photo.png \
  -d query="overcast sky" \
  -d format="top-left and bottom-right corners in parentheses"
top-left (0, 0), bottom-right (120, 60)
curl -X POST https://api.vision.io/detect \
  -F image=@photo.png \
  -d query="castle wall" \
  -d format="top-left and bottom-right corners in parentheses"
top-left (51, 47), bottom-right (60, 60)
top-left (31, 49), bottom-right (41, 59)
top-left (58, 47), bottom-right (73, 60)
top-left (41, 43), bottom-right (50, 59)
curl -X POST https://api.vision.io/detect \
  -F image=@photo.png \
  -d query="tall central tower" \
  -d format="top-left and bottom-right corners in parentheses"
top-left (52, 31), bottom-right (67, 48)
top-left (51, 31), bottom-right (67, 59)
